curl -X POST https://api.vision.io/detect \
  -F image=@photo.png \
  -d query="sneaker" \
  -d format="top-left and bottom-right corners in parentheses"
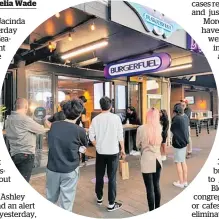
top-left (173, 181), bottom-right (185, 189)
top-left (79, 162), bottom-right (86, 168)
top-left (129, 150), bottom-right (135, 155)
top-left (184, 182), bottom-right (189, 187)
top-left (186, 153), bottom-right (192, 159)
top-left (97, 197), bottom-right (103, 205)
top-left (107, 202), bottom-right (122, 212)
top-left (161, 155), bottom-right (167, 161)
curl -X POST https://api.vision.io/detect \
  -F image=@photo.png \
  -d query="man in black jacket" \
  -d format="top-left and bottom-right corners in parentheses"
top-left (180, 99), bottom-right (193, 159)
top-left (171, 103), bottom-right (189, 189)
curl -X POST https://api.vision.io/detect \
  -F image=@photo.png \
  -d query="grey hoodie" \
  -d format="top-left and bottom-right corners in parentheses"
top-left (5, 111), bottom-right (45, 156)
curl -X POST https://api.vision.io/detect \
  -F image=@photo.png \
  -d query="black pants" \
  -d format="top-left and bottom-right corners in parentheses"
top-left (95, 152), bottom-right (119, 205)
top-left (142, 160), bottom-right (161, 211)
top-left (12, 153), bottom-right (35, 182)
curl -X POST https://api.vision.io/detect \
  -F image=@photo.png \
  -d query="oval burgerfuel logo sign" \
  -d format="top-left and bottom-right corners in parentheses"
top-left (104, 53), bottom-right (171, 79)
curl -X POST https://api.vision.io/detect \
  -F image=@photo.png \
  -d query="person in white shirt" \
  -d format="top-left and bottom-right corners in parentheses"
top-left (89, 96), bottom-right (125, 212)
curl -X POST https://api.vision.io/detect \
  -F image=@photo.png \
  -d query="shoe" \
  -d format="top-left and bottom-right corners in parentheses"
top-left (184, 182), bottom-right (189, 187)
top-left (173, 181), bottom-right (185, 189)
top-left (186, 153), bottom-right (192, 159)
top-left (161, 155), bottom-right (167, 161)
top-left (97, 197), bottom-right (103, 205)
top-left (79, 162), bottom-right (86, 168)
top-left (107, 202), bottom-right (122, 212)
top-left (130, 150), bottom-right (135, 155)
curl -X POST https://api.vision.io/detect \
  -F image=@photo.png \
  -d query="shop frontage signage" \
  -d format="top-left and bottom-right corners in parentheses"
top-left (125, 2), bottom-right (181, 38)
top-left (187, 34), bottom-right (203, 53)
top-left (104, 53), bottom-right (171, 79)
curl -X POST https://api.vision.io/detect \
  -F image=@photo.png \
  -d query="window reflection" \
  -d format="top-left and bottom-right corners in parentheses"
top-left (27, 73), bottom-right (53, 117)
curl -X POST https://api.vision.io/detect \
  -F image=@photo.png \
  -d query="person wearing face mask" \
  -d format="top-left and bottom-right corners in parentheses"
top-left (5, 98), bottom-right (45, 182)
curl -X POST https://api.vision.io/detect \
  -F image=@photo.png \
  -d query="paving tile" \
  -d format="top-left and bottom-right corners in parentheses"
top-left (30, 129), bottom-right (216, 218)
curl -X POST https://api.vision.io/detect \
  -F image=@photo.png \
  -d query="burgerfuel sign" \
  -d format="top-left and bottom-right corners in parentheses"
top-left (104, 53), bottom-right (171, 79)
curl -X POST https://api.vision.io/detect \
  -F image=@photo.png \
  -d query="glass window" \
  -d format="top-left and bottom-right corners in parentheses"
top-left (105, 82), bottom-right (110, 98)
top-left (147, 78), bottom-right (161, 94)
top-left (94, 83), bottom-right (104, 110)
top-left (27, 73), bottom-right (53, 119)
top-left (116, 85), bottom-right (126, 110)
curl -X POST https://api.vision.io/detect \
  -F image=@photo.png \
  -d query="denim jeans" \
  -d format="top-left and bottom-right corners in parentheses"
top-left (12, 153), bottom-right (35, 182)
top-left (142, 160), bottom-right (162, 211)
top-left (95, 152), bottom-right (119, 205)
top-left (46, 167), bottom-right (80, 211)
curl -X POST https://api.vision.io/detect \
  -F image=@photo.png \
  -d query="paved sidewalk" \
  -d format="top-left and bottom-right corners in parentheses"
top-left (30, 129), bottom-right (217, 218)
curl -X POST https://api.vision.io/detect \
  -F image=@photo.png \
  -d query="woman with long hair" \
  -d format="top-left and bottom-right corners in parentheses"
top-left (160, 109), bottom-right (169, 161)
top-left (136, 108), bottom-right (162, 211)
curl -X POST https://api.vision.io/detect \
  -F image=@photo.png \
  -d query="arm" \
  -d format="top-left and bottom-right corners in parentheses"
top-left (89, 120), bottom-right (96, 147)
top-left (170, 117), bottom-right (178, 134)
top-left (81, 114), bottom-right (89, 123)
top-left (47, 115), bottom-right (55, 123)
top-left (162, 120), bottom-right (169, 137)
top-left (44, 119), bottom-right (51, 129)
top-left (25, 117), bottom-right (45, 134)
top-left (79, 128), bottom-right (88, 147)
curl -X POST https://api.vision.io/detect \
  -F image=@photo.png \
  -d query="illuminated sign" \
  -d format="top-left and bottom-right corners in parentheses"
top-left (187, 34), bottom-right (202, 53)
top-left (104, 53), bottom-right (171, 79)
top-left (125, 2), bottom-right (181, 38)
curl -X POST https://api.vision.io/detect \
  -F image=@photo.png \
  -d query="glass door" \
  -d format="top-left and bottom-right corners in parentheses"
top-left (128, 82), bottom-right (142, 122)
top-left (26, 71), bottom-right (54, 121)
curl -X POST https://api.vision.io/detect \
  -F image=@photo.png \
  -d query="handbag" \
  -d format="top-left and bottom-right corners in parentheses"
top-left (119, 159), bottom-right (129, 180)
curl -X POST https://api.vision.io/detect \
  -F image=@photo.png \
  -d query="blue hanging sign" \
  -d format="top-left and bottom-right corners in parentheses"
top-left (125, 2), bottom-right (182, 38)
top-left (104, 53), bottom-right (171, 79)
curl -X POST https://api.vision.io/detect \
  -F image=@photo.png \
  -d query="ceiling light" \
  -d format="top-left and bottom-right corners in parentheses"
top-left (55, 13), bottom-right (60, 18)
top-left (61, 39), bottom-right (108, 60)
top-left (48, 42), bottom-right (56, 52)
top-left (156, 64), bottom-right (192, 73)
top-left (68, 33), bottom-right (72, 41)
top-left (77, 57), bottom-right (100, 67)
top-left (90, 22), bottom-right (95, 31)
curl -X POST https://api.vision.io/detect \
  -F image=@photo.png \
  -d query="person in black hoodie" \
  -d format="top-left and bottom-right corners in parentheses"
top-left (45, 100), bottom-right (67, 128)
top-left (123, 106), bottom-right (141, 153)
top-left (46, 100), bottom-right (88, 211)
top-left (171, 103), bottom-right (189, 189)
top-left (160, 109), bottom-right (169, 161)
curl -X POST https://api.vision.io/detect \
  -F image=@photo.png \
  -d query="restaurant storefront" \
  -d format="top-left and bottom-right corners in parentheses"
top-left (2, 1), bottom-right (214, 171)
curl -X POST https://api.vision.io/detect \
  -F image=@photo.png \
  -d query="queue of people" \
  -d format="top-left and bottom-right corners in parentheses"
top-left (4, 96), bottom-right (192, 213)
